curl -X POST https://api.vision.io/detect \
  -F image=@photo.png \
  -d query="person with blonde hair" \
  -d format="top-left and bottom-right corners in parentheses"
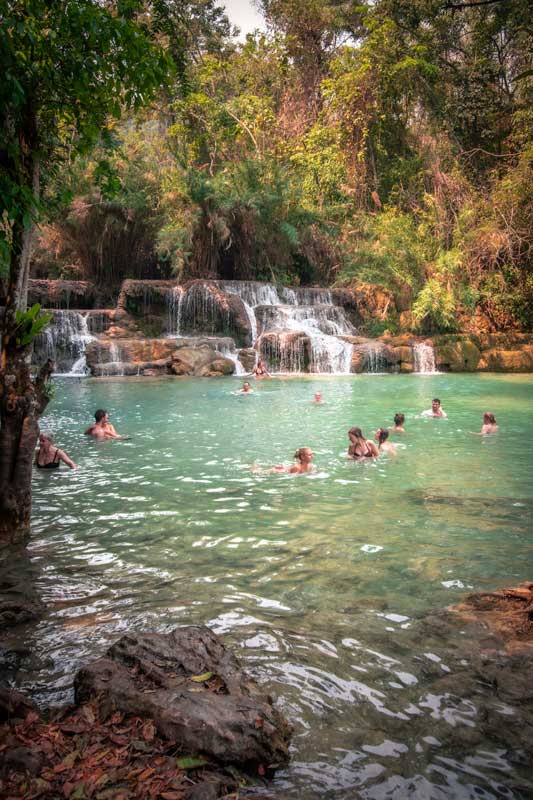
top-left (35, 433), bottom-right (77, 470)
top-left (252, 446), bottom-right (315, 474)
top-left (289, 447), bottom-right (315, 473)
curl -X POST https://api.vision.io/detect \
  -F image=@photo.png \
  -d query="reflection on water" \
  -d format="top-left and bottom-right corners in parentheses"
top-left (17, 374), bottom-right (533, 798)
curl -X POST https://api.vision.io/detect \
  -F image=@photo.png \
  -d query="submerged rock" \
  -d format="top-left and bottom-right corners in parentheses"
top-left (74, 626), bottom-right (292, 772)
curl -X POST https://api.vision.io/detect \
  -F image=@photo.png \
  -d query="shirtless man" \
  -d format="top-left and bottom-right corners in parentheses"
top-left (237, 382), bottom-right (253, 394)
top-left (421, 398), bottom-right (447, 418)
top-left (313, 392), bottom-right (323, 404)
top-left (85, 409), bottom-right (126, 440)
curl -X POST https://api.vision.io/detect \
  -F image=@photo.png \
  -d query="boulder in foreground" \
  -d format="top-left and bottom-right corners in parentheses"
top-left (74, 626), bottom-right (292, 772)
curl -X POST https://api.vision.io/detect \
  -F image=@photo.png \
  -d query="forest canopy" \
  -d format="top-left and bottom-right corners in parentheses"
top-left (20, 0), bottom-right (533, 333)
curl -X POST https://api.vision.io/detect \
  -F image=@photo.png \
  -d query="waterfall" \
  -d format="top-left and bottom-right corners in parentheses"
top-left (166, 287), bottom-right (185, 336)
top-left (260, 333), bottom-right (308, 373)
top-left (219, 281), bottom-right (354, 374)
top-left (413, 342), bottom-right (437, 374)
top-left (100, 341), bottom-right (125, 376)
top-left (362, 342), bottom-right (388, 374)
top-left (220, 280), bottom-right (282, 308)
top-left (166, 283), bottom-right (232, 338)
top-left (33, 310), bottom-right (95, 375)
top-left (217, 342), bottom-right (246, 375)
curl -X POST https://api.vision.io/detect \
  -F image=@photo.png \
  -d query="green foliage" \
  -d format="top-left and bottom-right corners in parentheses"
top-left (22, 0), bottom-right (533, 332)
top-left (412, 280), bottom-right (458, 334)
top-left (12, 304), bottom-right (52, 347)
top-left (341, 209), bottom-right (428, 292)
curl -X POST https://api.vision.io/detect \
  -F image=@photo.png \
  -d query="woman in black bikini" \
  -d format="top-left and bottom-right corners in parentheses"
top-left (252, 359), bottom-right (271, 379)
top-left (35, 433), bottom-right (77, 470)
top-left (347, 427), bottom-right (379, 460)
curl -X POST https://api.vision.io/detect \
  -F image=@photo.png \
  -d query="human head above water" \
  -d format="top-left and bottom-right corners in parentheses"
top-left (314, 392), bottom-right (322, 401)
top-left (394, 413), bottom-right (405, 426)
top-left (294, 447), bottom-right (313, 462)
top-left (483, 411), bottom-right (496, 424)
top-left (375, 428), bottom-right (389, 444)
top-left (95, 409), bottom-right (108, 422)
top-left (39, 432), bottom-right (53, 445)
top-left (431, 399), bottom-right (441, 411)
top-left (242, 382), bottom-right (251, 391)
top-left (348, 426), bottom-right (363, 440)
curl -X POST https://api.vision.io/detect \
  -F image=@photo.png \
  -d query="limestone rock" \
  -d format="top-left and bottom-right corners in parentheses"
top-left (477, 346), bottom-right (533, 372)
top-left (238, 348), bottom-right (258, 372)
top-left (433, 337), bottom-right (482, 371)
top-left (27, 279), bottom-right (104, 309)
top-left (209, 358), bottom-right (235, 376)
top-left (74, 626), bottom-right (292, 771)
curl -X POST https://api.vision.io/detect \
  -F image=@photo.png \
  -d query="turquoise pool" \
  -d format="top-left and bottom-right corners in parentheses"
top-left (18, 374), bottom-right (533, 797)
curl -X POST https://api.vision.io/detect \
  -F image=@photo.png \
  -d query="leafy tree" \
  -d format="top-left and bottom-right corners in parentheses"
top-left (0, 0), bottom-right (177, 543)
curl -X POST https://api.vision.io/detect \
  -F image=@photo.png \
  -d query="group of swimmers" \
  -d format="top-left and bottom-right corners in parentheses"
top-left (252, 398), bottom-right (499, 475)
top-left (35, 385), bottom-right (499, 474)
top-left (35, 409), bottom-right (127, 470)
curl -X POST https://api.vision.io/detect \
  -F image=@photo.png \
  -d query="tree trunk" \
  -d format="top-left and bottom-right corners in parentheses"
top-left (0, 146), bottom-right (51, 546)
top-left (0, 346), bottom-right (52, 546)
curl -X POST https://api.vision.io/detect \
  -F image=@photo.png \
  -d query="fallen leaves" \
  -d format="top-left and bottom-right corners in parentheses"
top-left (0, 698), bottom-right (237, 800)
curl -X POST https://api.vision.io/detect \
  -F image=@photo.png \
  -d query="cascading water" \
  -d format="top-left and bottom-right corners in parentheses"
top-left (166, 287), bottom-right (185, 336)
top-left (362, 342), bottom-right (388, 374)
top-left (33, 311), bottom-right (95, 375)
top-left (100, 341), bottom-right (125, 377)
top-left (217, 342), bottom-right (246, 375)
top-left (218, 281), bottom-right (354, 374)
top-left (413, 342), bottom-right (437, 374)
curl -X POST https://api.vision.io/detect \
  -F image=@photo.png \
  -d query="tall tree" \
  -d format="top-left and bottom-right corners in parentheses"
top-left (0, 0), bottom-right (176, 544)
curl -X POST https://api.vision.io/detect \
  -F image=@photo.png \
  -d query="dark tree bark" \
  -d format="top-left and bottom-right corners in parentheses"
top-left (0, 127), bottom-right (52, 546)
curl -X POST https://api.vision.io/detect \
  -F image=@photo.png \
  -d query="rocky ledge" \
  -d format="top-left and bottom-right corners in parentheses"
top-left (0, 626), bottom-right (292, 799)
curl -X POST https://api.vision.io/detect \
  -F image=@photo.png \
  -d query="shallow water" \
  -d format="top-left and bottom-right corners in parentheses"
top-left (12, 374), bottom-right (533, 797)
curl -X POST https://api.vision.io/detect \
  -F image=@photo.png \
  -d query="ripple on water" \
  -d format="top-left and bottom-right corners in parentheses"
top-left (20, 374), bottom-right (533, 799)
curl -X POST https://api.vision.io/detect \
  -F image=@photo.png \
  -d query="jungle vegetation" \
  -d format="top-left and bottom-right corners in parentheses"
top-left (14, 0), bottom-right (533, 333)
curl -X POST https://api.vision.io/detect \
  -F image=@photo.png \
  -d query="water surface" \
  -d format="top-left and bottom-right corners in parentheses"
top-left (15, 374), bottom-right (533, 798)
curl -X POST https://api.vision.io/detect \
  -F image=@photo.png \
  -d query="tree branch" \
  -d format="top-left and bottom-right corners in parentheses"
top-left (443, 0), bottom-right (504, 10)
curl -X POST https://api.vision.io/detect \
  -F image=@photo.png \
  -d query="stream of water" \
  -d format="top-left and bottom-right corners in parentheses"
top-left (10, 374), bottom-right (533, 798)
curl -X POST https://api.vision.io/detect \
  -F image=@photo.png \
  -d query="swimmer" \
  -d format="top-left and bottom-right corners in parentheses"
top-left (85, 409), bottom-right (127, 440)
top-left (421, 398), bottom-right (447, 418)
top-left (289, 447), bottom-right (315, 473)
top-left (35, 433), bottom-right (77, 470)
top-left (390, 412), bottom-right (405, 433)
top-left (237, 381), bottom-right (254, 394)
top-left (253, 446), bottom-right (315, 474)
top-left (375, 428), bottom-right (396, 454)
top-left (252, 359), bottom-right (271, 379)
top-left (312, 392), bottom-right (324, 404)
top-left (475, 411), bottom-right (499, 435)
top-left (347, 427), bottom-right (379, 459)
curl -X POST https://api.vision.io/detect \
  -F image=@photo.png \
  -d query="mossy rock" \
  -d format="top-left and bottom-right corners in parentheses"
top-left (478, 347), bottom-right (533, 372)
top-left (434, 338), bottom-right (481, 372)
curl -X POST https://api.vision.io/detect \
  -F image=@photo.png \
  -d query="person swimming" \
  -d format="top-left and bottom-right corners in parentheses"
top-left (289, 447), bottom-right (314, 473)
top-left (313, 392), bottom-right (323, 404)
top-left (390, 412), bottom-right (405, 433)
top-left (347, 427), bottom-right (379, 459)
top-left (35, 433), bottom-right (77, 470)
top-left (421, 398), bottom-right (447, 418)
top-left (236, 381), bottom-right (254, 394)
top-left (253, 446), bottom-right (315, 474)
top-left (375, 428), bottom-right (396, 454)
top-left (478, 411), bottom-right (499, 435)
top-left (85, 409), bottom-right (127, 440)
